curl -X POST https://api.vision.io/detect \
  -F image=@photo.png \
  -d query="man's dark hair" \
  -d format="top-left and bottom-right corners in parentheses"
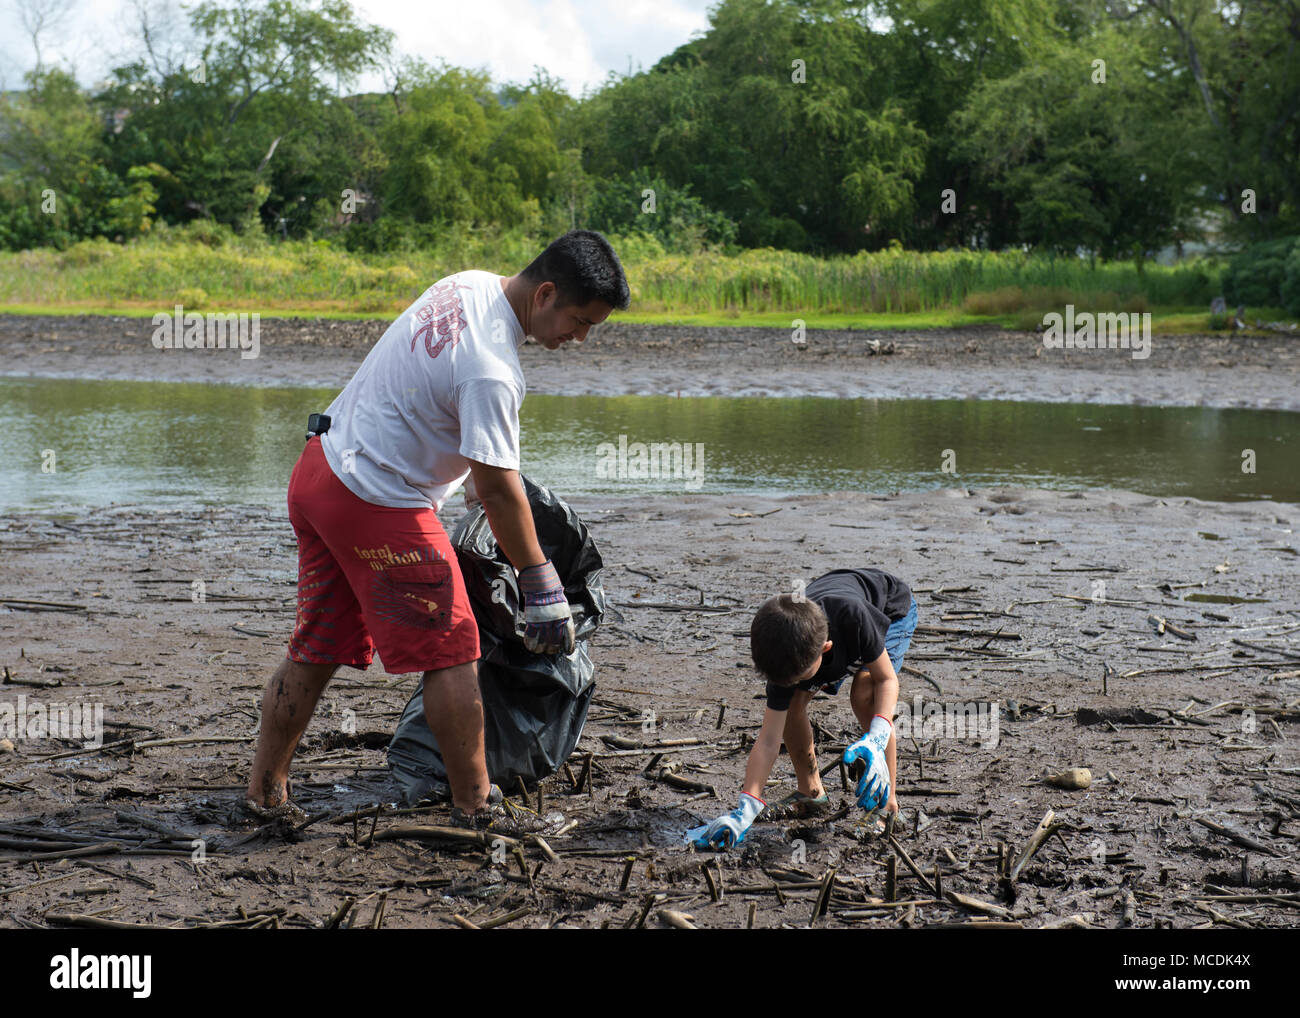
top-left (521, 229), bottom-right (630, 310)
top-left (750, 595), bottom-right (828, 685)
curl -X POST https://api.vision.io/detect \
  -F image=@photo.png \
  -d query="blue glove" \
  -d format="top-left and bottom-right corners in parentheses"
top-left (842, 716), bottom-right (893, 811)
top-left (519, 560), bottom-right (575, 655)
top-left (686, 793), bottom-right (766, 849)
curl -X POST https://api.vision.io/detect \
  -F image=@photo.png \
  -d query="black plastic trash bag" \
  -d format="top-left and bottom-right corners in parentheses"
top-left (386, 476), bottom-right (604, 805)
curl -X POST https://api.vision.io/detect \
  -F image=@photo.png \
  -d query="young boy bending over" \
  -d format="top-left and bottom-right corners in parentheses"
top-left (688, 568), bottom-right (918, 848)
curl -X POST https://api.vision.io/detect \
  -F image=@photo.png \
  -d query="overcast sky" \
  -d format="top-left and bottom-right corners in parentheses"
top-left (1, 0), bottom-right (715, 95)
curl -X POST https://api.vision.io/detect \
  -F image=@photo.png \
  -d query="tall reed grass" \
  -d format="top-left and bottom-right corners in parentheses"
top-left (0, 224), bottom-right (1221, 316)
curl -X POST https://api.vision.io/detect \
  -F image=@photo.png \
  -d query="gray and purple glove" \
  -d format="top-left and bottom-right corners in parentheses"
top-left (519, 560), bottom-right (575, 655)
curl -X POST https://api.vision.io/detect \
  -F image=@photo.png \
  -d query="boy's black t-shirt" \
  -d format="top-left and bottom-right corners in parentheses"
top-left (764, 568), bottom-right (913, 712)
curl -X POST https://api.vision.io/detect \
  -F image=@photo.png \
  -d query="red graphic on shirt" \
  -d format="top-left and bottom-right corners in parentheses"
top-left (410, 281), bottom-right (468, 360)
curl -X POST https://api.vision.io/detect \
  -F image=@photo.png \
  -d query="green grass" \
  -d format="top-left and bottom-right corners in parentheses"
top-left (0, 225), bottom-right (1247, 332)
top-left (6, 301), bottom-right (1281, 334)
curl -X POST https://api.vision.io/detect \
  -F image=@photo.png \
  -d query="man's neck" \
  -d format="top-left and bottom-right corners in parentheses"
top-left (500, 274), bottom-right (531, 337)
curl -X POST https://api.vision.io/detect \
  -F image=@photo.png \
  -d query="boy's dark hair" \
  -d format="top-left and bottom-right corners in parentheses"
top-left (750, 594), bottom-right (828, 684)
top-left (520, 229), bottom-right (630, 310)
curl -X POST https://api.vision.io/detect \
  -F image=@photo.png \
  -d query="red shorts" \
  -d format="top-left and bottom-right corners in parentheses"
top-left (285, 437), bottom-right (480, 674)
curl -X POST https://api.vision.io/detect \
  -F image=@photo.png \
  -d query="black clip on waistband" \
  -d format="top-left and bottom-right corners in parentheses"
top-left (306, 413), bottom-right (331, 440)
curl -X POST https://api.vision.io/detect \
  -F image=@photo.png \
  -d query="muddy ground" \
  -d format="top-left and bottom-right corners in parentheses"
top-left (2, 313), bottom-right (1298, 409)
top-left (1, 487), bottom-right (1297, 930)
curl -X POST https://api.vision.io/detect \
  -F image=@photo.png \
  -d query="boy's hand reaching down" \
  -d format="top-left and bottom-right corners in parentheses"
top-left (843, 716), bottom-right (892, 811)
top-left (685, 792), bottom-right (766, 849)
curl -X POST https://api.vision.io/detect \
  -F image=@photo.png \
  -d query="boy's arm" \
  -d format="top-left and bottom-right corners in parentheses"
top-left (740, 707), bottom-right (786, 800)
top-left (850, 650), bottom-right (900, 727)
top-left (687, 707), bottom-right (784, 847)
top-left (844, 651), bottom-right (900, 811)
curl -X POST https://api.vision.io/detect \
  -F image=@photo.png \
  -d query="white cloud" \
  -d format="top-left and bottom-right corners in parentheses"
top-left (3, 0), bottom-right (714, 96)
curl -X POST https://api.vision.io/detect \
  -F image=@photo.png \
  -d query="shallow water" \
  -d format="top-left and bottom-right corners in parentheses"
top-left (2, 377), bottom-right (1296, 508)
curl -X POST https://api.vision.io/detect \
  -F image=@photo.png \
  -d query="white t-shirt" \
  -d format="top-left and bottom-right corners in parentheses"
top-left (319, 270), bottom-right (526, 509)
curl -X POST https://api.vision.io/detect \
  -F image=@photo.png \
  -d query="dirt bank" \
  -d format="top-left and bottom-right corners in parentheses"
top-left (2, 314), bottom-right (1297, 409)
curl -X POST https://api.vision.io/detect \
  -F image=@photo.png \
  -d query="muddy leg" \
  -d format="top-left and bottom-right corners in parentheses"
top-left (784, 689), bottom-right (826, 798)
top-left (245, 657), bottom-right (337, 806)
top-left (421, 660), bottom-right (491, 812)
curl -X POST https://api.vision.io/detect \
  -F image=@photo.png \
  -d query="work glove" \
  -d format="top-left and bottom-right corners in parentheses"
top-left (842, 716), bottom-right (893, 812)
top-left (685, 792), bottom-right (766, 849)
top-left (519, 560), bottom-right (575, 655)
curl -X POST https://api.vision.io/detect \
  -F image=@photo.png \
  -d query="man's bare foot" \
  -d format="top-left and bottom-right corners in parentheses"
top-left (245, 772), bottom-right (293, 809)
top-left (242, 797), bottom-right (308, 826)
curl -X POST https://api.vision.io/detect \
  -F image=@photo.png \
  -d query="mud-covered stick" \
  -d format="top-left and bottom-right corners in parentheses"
top-left (1194, 816), bottom-right (1280, 856)
top-left (944, 891), bottom-right (1012, 918)
top-left (369, 825), bottom-right (522, 850)
top-left (810, 866), bottom-right (837, 925)
top-left (715, 703), bottom-right (726, 729)
top-left (44, 912), bottom-right (169, 930)
top-left (887, 834), bottom-right (938, 897)
top-left (900, 664), bottom-right (943, 695)
top-left (886, 855), bottom-right (897, 902)
top-left (512, 846), bottom-right (532, 889)
top-left (563, 762), bottom-right (577, 788)
top-left (619, 855), bottom-right (635, 892)
top-left (633, 892), bottom-right (659, 928)
top-left (1, 842), bottom-right (122, 865)
top-left (654, 770), bottom-right (714, 795)
top-left (1122, 890), bottom-right (1138, 926)
top-left (478, 906), bottom-right (532, 930)
top-left (1232, 638), bottom-right (1300, 661)
top-left (323, 896), bottom-right (355, 929)
top-left (702, 863), bottom-right (719, 902)
top-left (1008, 809), bottom-right (1060, 882)
top-left (747, 902), bottom-right (756, 929)
top-left (1147, 615), bottom-right (1197, 641)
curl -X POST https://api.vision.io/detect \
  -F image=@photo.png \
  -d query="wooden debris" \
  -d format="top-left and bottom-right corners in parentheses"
top-left (1009, 809), bottom-right (1061, 882)
top-left (945, 891), bottom-right (1012, 919)
top-left (658, 909), bottom-right (697, 930)
top-left (1148, 615), bottom-right (1197, 641)
top-left (1194, 817), bottom-right (1280, 857)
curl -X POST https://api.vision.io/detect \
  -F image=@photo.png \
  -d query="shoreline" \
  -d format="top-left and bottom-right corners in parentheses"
top-left (1, 315), bottom-right (1296, 411)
